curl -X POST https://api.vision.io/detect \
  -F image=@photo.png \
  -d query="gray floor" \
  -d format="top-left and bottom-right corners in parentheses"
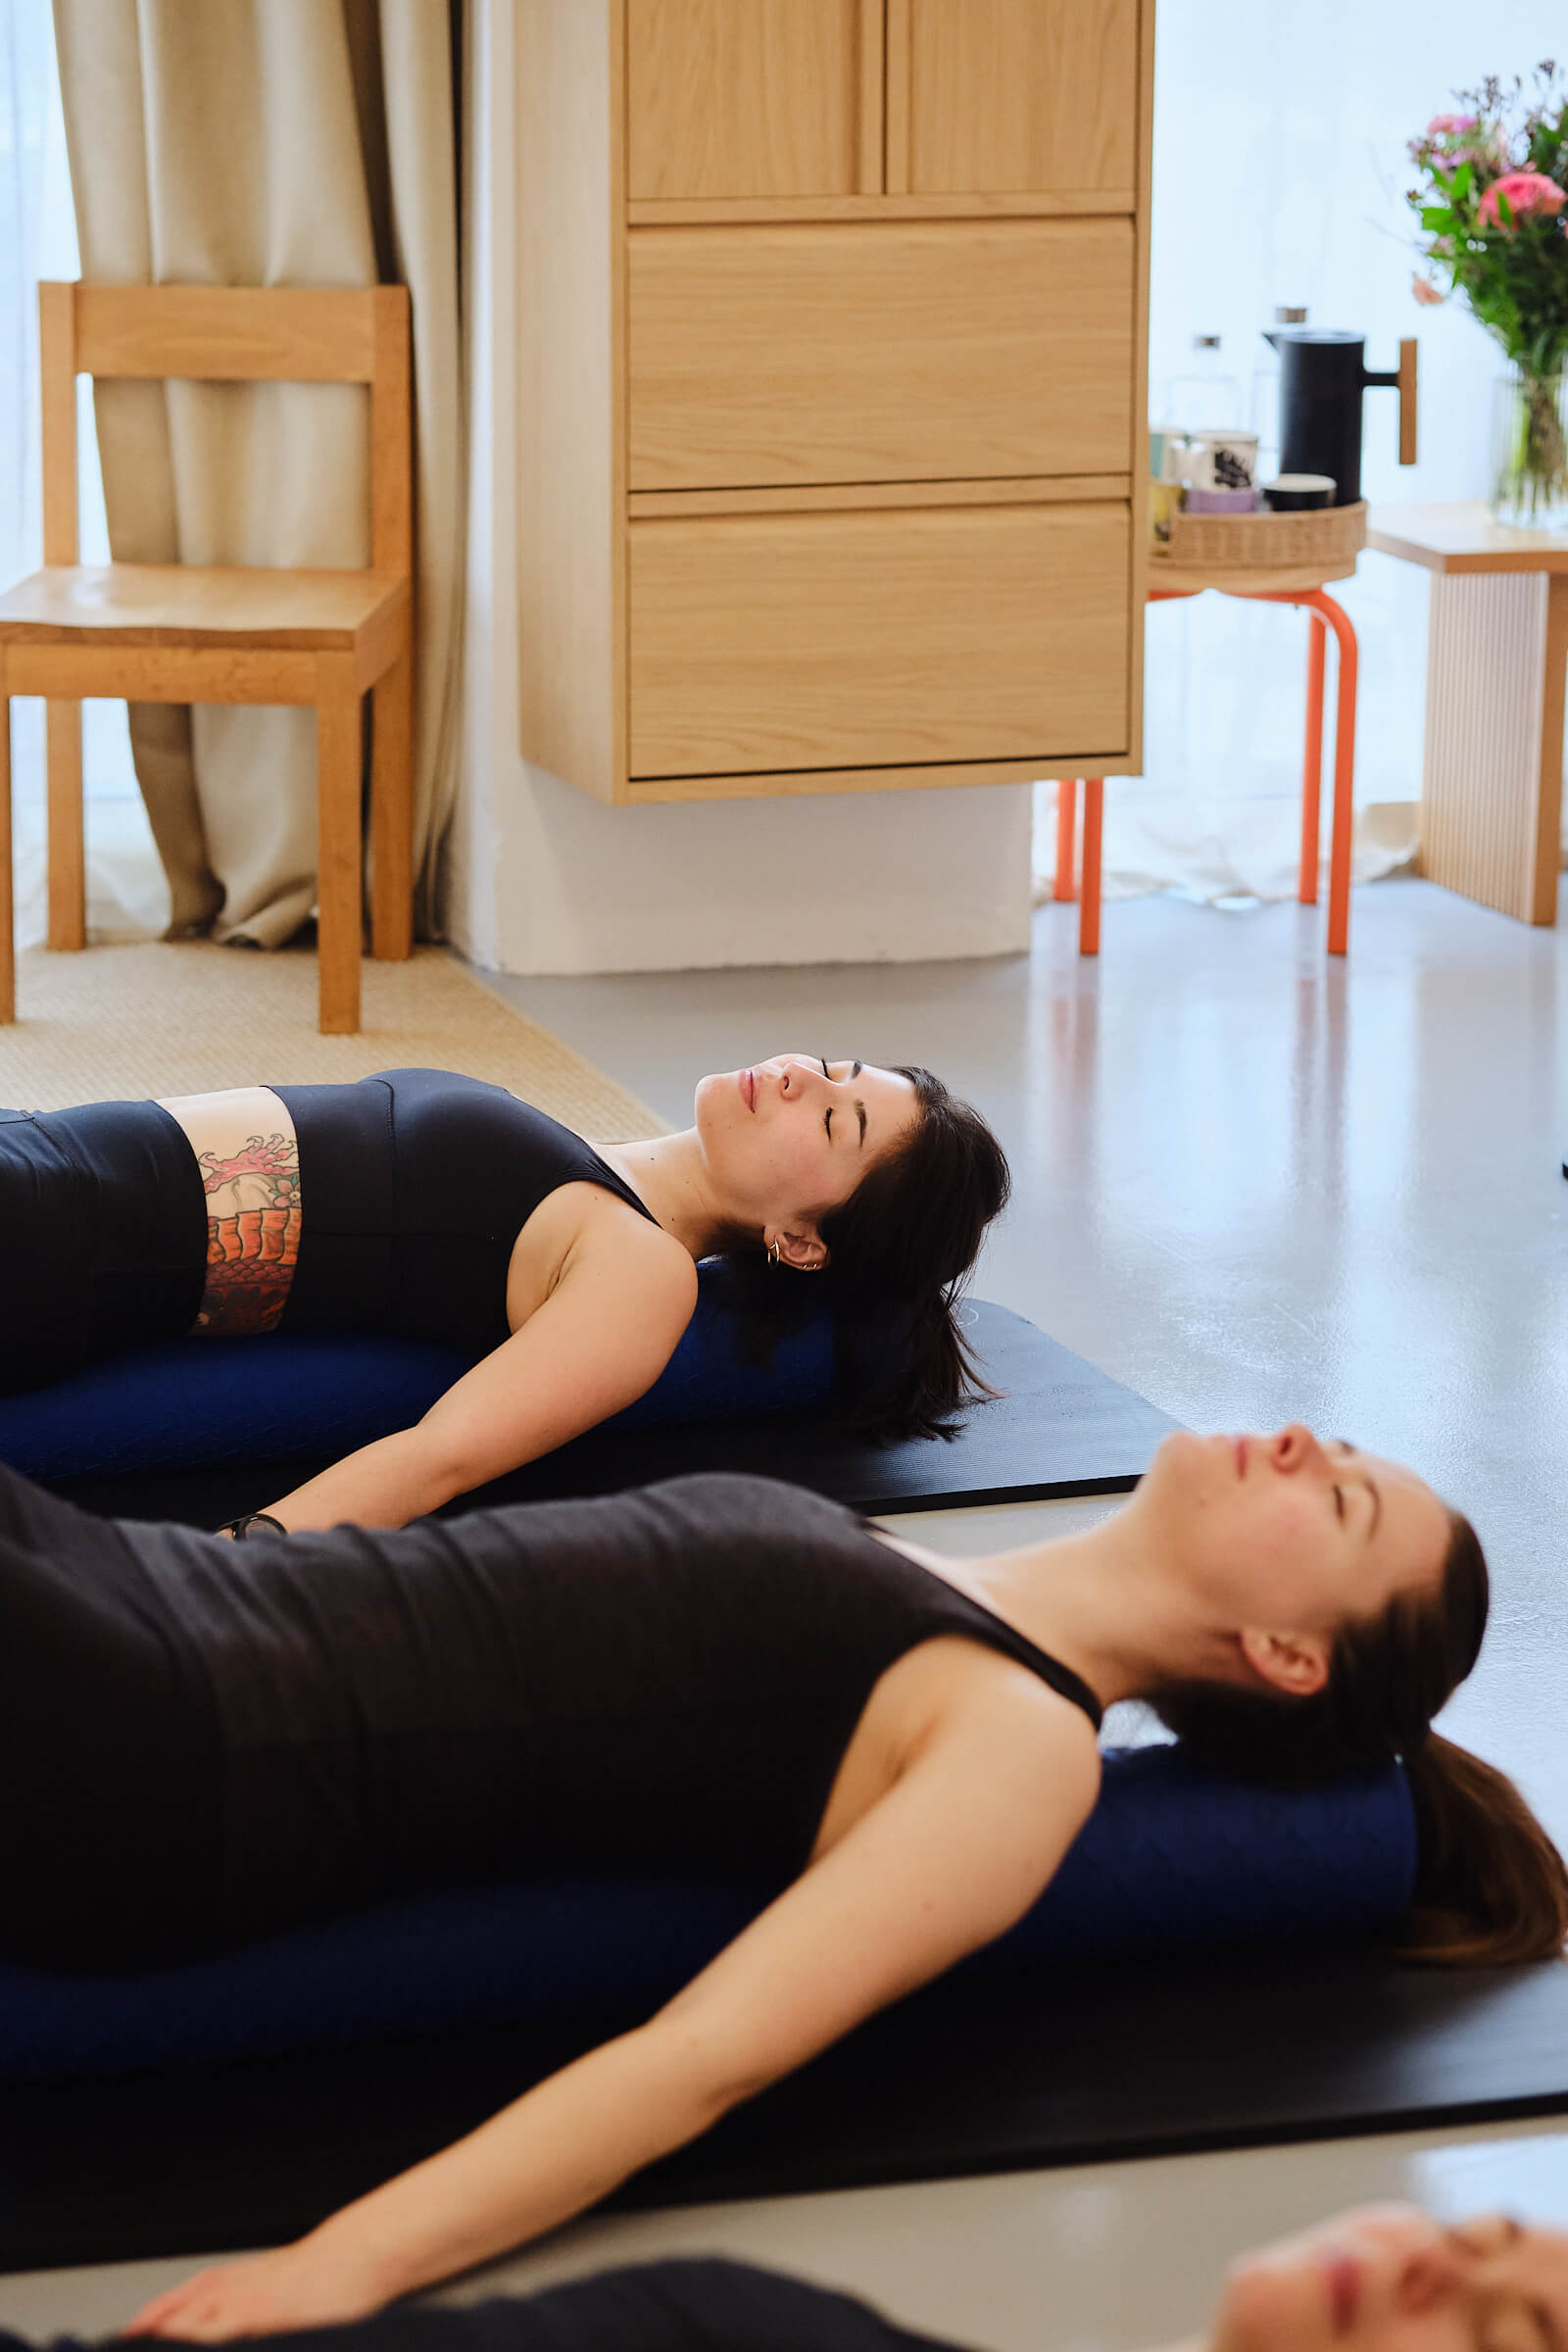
top-left (5, 879), bottom-right (1566, 2346)
top-left (488, 878), bottom-right (1568, 1847)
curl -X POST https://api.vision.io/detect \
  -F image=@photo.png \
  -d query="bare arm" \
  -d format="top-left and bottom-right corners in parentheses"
top-left (257, 1218), bottom-right (697, 1531)
top-left (125, 1682), bottom-right (1101, 2340)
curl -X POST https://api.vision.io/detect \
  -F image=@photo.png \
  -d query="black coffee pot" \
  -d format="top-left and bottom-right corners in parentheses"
top-left (1261, 328), bottom-right (1418, 506)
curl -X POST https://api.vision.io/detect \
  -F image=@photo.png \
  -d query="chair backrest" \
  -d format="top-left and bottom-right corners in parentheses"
top-left (38, 281), bottom-right (411, 578)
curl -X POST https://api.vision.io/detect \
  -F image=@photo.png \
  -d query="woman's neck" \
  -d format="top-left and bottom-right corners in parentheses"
top-left (897, 1499), bottom-right (1230, 1712)
top-left (596, 1131), bottom-right (745, 1261)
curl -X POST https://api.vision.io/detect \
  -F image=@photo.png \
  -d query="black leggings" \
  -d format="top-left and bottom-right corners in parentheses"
top-left (0, 1102), bottom-right (206, 1396)
top-left (0, 1463), bottom-right (222, 1972)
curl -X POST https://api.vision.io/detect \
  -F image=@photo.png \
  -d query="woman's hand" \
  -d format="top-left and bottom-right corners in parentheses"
top-left (122, 2239), bottom-right (384, 2342)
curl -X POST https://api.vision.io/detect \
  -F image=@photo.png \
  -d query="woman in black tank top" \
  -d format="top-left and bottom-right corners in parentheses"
top-left (85, 2200), bottom-right (1568, 2352)
top-left (0, 1054), bottom-right (1007, 1529)
top-left (0, 1426), bottom-right (1556, 2338)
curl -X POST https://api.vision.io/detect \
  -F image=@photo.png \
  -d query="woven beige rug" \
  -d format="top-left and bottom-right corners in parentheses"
top-left (0, 944), bottom-right (667, 1140)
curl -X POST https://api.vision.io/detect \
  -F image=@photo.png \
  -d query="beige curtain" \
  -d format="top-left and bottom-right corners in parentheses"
top-left (51, 0), bottom-right (464, 945)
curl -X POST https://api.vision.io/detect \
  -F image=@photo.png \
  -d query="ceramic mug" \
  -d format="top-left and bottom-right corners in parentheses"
top-left (1184, 429), bottom-right (1260, 492)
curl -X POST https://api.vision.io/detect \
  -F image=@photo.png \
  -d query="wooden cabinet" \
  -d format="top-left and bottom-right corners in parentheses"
top-left (519, 0), bottom-right (1153, 806)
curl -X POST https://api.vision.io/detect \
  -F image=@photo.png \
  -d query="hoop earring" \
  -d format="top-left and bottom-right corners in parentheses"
top-left (766, 1239), bottom-right (782, 1269)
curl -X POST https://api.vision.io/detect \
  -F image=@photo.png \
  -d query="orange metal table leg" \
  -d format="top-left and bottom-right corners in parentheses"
top-left (1251, 588), bottom-right (1358, 954)
top-left (1298, 613), bottom-right (1326, 906)
top-left (1054, 777), bottom-right (1078, 901)
top-left (1079, 778), bottom-right (1104, 955)
top-left (1320, 598), bottom-right (1358, 956)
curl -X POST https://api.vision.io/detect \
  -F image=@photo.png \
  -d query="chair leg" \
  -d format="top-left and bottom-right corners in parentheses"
top-left (0, 684), bottom-right (13, 1022)
top-left (1054, 777), bottom-right (1078, 902)
top-left (1298, 614), bottom-right (1326, 906)
top-left (45, 699), bottom-right (84, 952)
top-left (316, 663), bottom-right (364, 1035)
top-left (1079, 778), bottom-right (1104, 956)
top-left (369, 643), bottom-right (414, 961)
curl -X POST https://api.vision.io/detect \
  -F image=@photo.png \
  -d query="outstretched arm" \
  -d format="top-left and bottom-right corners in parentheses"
top-left (125, 1682), bottom-right (1100, 2340)
top-left (253, 1222), bottom-right (697, 1531)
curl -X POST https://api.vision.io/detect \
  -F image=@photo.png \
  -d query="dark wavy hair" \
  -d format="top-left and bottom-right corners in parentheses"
top-left (1148, 1510), bottom-right (1568, 1965)
top-left (708, 1066), bottom-right (1010, 1441)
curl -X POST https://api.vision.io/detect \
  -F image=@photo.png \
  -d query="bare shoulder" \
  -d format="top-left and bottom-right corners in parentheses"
top-left (509, 1179), bottom-right (698, 1332)
top-left (928, 1638), bottom-right (1102, 1785)
top-left (816, 1635), bottom-right (1101, 1864)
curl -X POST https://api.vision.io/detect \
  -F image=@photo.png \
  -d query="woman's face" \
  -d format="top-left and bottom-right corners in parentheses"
top-left (1212, 2205), bottom-right (1568, 2352)
top-left (1140, 1424), bottom-right (1451, 1681)
top-left (694, 1054), bottom-right (919, 1264)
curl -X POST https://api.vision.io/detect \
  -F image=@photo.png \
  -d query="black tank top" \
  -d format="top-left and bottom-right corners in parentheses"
top-left (114, 1475), bottom-right (1102, 1944)
top-left (272, 1069), bottom-right (659, 1352)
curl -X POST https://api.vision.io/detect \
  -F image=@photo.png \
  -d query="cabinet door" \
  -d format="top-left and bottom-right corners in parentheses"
top-left (629, 503), bottom-right (1131, 776)
top-left (627, 0), bottom-right (880, 201)
top-left (890, 0), bottom-right (1140, 195)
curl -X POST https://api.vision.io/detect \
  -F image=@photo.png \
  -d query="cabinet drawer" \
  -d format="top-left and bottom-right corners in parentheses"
top-left (629, 502), bottom-right (1130, 777)
top-left (628, 220), bottom-right (1134, 490)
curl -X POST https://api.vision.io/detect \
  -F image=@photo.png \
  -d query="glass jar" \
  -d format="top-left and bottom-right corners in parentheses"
top-left (1491, 370), bottom-right (1568, 529)
top-left (1162, 335), bottom-right (1243, 433)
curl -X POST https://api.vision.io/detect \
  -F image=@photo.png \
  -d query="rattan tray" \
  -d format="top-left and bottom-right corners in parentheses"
top-left (1155, 499), bottom-right (1367, 571)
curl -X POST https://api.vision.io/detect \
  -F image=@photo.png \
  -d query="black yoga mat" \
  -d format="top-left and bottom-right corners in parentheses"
top-left (3, 1940), bottom-right (1567, 2270)
top-left (49, 1300), bottom-right (1184, 1527)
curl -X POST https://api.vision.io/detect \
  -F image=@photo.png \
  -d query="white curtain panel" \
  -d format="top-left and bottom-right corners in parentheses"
top-left (50, 0), bottom-right (464, 948)
top-left (0, 0), bottom-right (168, 949)
top-left (1035, 0), bottom-right (1568, 906)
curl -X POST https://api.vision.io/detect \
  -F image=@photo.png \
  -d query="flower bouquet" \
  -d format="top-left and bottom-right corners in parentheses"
top-left (1408, 65), bottom-right (1568, 525)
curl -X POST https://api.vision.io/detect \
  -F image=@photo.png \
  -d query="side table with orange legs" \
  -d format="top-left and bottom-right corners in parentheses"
top-left (1055, 567), bottom-right (1361, 956)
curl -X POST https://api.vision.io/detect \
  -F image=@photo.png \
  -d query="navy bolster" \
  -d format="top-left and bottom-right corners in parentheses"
top-left (0, 1746), bottom-right (1416, 2082)
top-left (0, 1263), bottom-right (838, 1482)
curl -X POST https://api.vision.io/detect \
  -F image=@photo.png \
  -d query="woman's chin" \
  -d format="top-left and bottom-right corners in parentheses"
top-left (692, 1071), bottom-right (729, 1127)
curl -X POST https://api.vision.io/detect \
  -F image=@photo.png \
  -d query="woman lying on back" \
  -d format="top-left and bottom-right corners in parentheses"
top-left (0, 1425), bottom-right (1556, 2338)
top-left (0, 1054), bottom-right (1007, 1527)
top-left (113, 2203), bottom-right (1568, 2352)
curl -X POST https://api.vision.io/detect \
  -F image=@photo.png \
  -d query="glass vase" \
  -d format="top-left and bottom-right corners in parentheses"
top-left (1491, 370), bottom-right (1568, 529)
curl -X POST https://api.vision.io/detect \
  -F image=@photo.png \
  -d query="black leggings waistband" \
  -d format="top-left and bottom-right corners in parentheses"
top-left (0, 1100), bottom-right (207, 1396)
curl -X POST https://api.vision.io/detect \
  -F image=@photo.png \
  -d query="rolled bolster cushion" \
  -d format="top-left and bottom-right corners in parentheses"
top-left (0, 1745), bottom-right (1417, 2082)
top-left (0, 1261), bottom-right (843, 1483)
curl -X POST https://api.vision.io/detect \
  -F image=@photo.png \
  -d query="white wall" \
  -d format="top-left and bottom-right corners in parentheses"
top-left (448, 0), bottom-right (1033, 979)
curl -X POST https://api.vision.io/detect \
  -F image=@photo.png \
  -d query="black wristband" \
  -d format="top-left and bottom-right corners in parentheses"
top-left (220, 1511), bottom-right (288, 1541)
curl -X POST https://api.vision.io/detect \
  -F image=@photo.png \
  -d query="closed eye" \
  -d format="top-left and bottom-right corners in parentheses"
top-left (821, 1056), bottom-right (833, 1138)
top-left (1333, 1486), bottom-right (1345, 1522)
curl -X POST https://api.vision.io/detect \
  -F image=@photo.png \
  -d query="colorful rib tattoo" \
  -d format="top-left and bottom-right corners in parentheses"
top-left (192, 1132), bottom-right (302, 1336)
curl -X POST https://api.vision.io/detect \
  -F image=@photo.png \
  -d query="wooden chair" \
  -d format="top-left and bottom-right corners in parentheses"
top-left (0, 281), bottom-right (415, 1034)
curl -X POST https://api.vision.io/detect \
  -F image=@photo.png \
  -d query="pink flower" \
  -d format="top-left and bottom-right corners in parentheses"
top-left (1410, 272), bottom-right (1446, 307)
top-left (1478, 170), bottom-right (1568, 226)
top-left (1426, 112), bottom-right (1479, 135)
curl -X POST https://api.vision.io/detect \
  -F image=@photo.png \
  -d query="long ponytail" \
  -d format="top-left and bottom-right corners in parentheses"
top-left (1151, 1509), bottom-right (1568, 1966)
top-left (1399, 1732), bottom-right (1568, 1965)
